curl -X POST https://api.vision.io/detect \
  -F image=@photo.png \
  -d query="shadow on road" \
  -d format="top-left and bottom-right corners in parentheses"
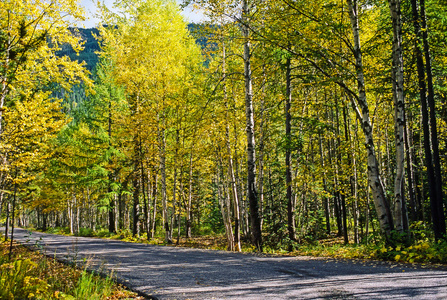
top-left (10, 228), bottom-right (447, 300)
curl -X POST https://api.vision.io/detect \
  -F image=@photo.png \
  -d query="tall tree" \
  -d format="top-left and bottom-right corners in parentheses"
top-left (0, 0), bottom-right (90, 238)
top-left (242, 0), bottom-right (263, 252)
top-left (388, 0), bottom-right (408, 233)
top-left (410, 0), bottom-right (446, 240)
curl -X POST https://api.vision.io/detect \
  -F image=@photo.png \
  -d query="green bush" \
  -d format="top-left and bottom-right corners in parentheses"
top-left (94, 228), bottom-right (113, 238)
top-left (78, 228), bottom-right (94, 237)
top-left (0, 259), bottom-right (50, 299)
top-left (371, 239), bottom-right (447, 264)
top-left (112, 229), bottom-right (132, 239)
top-left (46, 227), bottom-right (70, 235)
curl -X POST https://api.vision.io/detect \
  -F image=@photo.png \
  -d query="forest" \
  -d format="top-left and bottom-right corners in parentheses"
top-left (1, 0), bottom-right (447, 261)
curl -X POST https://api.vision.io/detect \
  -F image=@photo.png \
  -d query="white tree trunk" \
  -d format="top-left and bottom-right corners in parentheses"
top-left (346, 0), bottom-right (394, 238)
top-left (242, 0), bottom-right (262, 252)
top-left (388, 0), bottom-right (407, 233)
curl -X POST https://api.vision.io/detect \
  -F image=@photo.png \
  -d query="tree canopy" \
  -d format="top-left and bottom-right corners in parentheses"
top-left (2, 0), bottom-right (447, 262)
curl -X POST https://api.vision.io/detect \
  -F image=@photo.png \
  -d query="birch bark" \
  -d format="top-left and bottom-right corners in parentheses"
top-left (285, 56), bottom-right (296, 244)
top-left (242, 0), bottom-right (262, 251)
top-left (388, 0), bottom-right (407, 233)
top-left (346, 0), bottom-right (394, 238)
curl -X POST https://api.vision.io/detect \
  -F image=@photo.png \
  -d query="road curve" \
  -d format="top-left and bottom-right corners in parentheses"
top-left (10, 228), bottom-right (447, 299)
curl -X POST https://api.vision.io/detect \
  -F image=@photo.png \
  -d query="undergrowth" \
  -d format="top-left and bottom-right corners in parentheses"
top-left (0, 240), bottom-right (142, 299)
top-left (288, 238), bottom-right (447, 264)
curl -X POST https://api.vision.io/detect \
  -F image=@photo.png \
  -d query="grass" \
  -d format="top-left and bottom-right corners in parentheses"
top-left (0, 240), bottom-right (144, 299)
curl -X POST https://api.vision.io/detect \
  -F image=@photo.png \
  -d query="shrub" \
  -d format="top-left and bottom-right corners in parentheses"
top-left (94, 228), bottom-right (113, 238)
top-left (78, 228), bottom-right (94, 237)
top-left (0, 259), bottom-right (50, 299)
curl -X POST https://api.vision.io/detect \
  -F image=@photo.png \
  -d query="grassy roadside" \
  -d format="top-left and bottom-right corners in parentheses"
top-left (288, 237), bottom-right (447, 265)
top-left (0, 240), bottom-right (144, 299)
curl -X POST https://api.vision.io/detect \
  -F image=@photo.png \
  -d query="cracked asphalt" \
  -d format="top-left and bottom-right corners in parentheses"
top-left (9, 228), bottom-right (447, 299)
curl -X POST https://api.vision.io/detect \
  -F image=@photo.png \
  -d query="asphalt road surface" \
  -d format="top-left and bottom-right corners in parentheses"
top-left (9, 228), bottom-right (447, 299)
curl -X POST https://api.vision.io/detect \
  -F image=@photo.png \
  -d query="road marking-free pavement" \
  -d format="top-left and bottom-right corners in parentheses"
top-left (10, 228), bottom-right (447, 299)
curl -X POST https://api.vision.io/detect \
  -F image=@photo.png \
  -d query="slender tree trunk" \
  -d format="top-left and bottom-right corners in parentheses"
top-left (186, 152), bottom-right (193, 238)
top-left (76, 205), bottom-right (80, 234)
top-left (234, 144), bottom-right (248, 238)
top-left (342, 105), bottom-right (357, 244)
top-left (258, 67), bottom-right (267, 231)
top-left (335, 97), bottom-right (348, 244)
top-left (69, 194), bottom-right (75, 235)
top-left (223, 43), bottom-right (241, 251)
top-left (4, 200), bottom-right (9, 242)
top-left (404, 108), bottom-right (419, 222)
top-left (388, 0), bottom-right (407, 233)
top-left (410, 0), bottom-right (446, 239)
top-left (140, 153), bottom-right (150, 239)
top-left (352, 118), bottom-right (360, 243)
top-left (159, 112), bottom-right (171, 243)
top-left (0, 190), bottom-right (3, 226)
top-left (242, 0), bottom-right (262, 252)
top-left (365, 184), bottom-right (370, 243)
top-left (132, 131), bottom-right (141, 237)
top-left (132, 174), bottom-right (140, 237)
top-left (228, 154), bottom-right (241, 251)
top-left (171, 132), bottom-right (179, 243)
top-left (285, 56), bottom-right (296, 246)
top-left (216, 156), bottom-right (235, 251)
top-left (318, 132), bottom-right (331, 235)
top-left (118, 178), bottom-right (127, 231)
top-left (177, 176), bottom-right (185, 244)
top-left (341, 193), bottom-right (348, 244)
top-left (150, 172), bottom-right (157, 239)
top-left (346, 0), bottom-right (394, 239)
top-left (420, 0), bottom-right (446, 237)
top-left (8, 180), bottom-right (17, 260)
top-left (327, 130), bottom-right (343, 237)
top-left (108, 100), bottom-right (115, 233)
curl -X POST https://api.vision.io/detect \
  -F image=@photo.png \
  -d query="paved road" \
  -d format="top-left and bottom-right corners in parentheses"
top-left (9, 228), bottom-right (447, 299)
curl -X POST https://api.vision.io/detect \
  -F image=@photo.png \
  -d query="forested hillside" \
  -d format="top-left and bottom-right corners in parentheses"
top-left (1, 0), bottom-right (447, 262)
top-left (58, 28), bottom-right (101, 71)
top-left (57, 25), bottom-right (207, 72)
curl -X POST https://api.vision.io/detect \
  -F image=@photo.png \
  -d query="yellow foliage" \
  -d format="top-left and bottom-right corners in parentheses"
top-left (0, 0), bottom-right (91, 207)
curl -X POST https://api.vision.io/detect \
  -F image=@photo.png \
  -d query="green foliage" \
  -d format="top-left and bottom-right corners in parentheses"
top-left (57, 28), bottom-right (101, 72)
top-left (0, 241), bottom-right (139, 299)
top-left (78, 228), bottom-right (94, 237)
top-left (7, 0), bottom-right (447, 257)
top-left (370, 240), bottom-right (447, 264)
top-left (0, 259), bottom-right (50, 299)
top-left (369, 222), bottom-right (447, 264)
top-left (46, 227), bottom-right (71, 235)
top-left (194, 224), bottom-right (216, 236)
top-left (92, 228), bottom-right (114, 238)
top-left (72, 270), bottom-right (114, 300)
top-left (290, 236), bottom-right (447, 264)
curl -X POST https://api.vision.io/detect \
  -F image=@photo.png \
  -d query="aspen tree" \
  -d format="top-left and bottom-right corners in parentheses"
top-left (0, 0), bottom-right (90, 237)
top-left (99, 0), bottom-right (203, 241)
top-left (388, 0), bottom-right (407, 233)
top-left (345, 0), bottom-right (394, 238)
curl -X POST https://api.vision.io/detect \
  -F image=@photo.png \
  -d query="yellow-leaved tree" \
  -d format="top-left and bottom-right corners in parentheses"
top-left (0, 0), bottom-right (91, 241)
top-left (99, 0), bottom-right (204, 241)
